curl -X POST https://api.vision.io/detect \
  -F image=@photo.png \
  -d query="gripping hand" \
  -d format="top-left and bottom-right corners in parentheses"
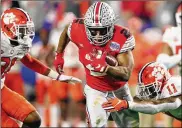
top-left (102, 98), bottom-right (129, 112)
top-left (54, 52), bottom-right (64, 74)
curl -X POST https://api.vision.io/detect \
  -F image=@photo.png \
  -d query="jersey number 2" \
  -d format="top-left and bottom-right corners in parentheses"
top-left (1, 57), bottom-right (17, 75)
top-left (167, 83), bottom-right (177, 95)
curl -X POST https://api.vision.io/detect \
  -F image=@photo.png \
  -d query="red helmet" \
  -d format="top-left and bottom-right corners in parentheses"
top-left (137, 62), bottom-right (171, 99)
top-left (1, 8), bottom-right (35, 42)
top-left (175, 3), bottom-right (182, 26)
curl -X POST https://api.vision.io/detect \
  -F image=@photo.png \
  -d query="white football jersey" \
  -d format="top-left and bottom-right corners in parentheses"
top-left (1, 32), bottom-right (30, 88)
top-left (1, 32), bottom-right (30, 59)
top-left (162, 26), bottom-right (182, 76)
top-left (162, 26), bottom-right (181, 55)
top-left (159, 76), bottom-right (181, 99)
top-left (160, 76), bottom-right (182, 120)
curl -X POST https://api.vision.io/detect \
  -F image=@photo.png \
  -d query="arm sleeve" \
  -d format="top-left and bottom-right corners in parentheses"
top-left (162, 28), bottom-right (173, 44)
top-left (20, 53), bottom-right (50, 75)
top-left (156, 53), bottom-right (181, 69)
top-left (119, 35), bottom-right (135, 53)
top-left (128, 98), bottom-right (182, 114)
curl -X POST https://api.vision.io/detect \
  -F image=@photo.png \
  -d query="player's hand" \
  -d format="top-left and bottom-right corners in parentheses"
top-left (57, 75), bottom-right (82, 85)
top-left (90, 52), bottom-right (108, 73)
top-left (102, 98), bottom-right (129, 112)
top-left (54, 52), bottom-right (64, 74)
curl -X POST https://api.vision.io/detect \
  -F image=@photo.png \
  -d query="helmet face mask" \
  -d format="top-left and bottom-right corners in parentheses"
top-left (137, 62), bottom-right (171, 100)
top-left (16, 22), bottom-right (35, 40)
top-left (10, 21), bottom-right (35, 43)
top-left (137, 81), bottom-right (162, 100)
top-left (85, 25), bottom-right (114, 46)
top-left (84, 2), bottom-right (116, 46)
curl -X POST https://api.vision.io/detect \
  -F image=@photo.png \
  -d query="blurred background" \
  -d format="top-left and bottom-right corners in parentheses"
top-left (1, 0), bottom-right (181, 127)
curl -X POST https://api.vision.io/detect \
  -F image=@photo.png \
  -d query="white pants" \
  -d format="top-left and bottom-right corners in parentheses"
top-left (84, 84), bottom-right (139, 127)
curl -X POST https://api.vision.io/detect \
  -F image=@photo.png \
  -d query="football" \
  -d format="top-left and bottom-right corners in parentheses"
top-left (105, 54), bottom-right (118, 66)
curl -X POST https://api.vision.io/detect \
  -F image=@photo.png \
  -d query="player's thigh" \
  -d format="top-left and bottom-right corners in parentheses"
top-left (1, 86), bottom-right (36, 122)
top-left (1, 109), bottom-right (20, 127)
top-left (84, 84), bottom-right (109, 127)
top-left (111, 109), bottom-right (139, 127)
top-left (112, 84), bottom-right (139, 127)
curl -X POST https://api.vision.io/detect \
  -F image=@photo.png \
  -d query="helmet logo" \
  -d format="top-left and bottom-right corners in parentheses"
top-left (3, 13), bottom-right (16, 25)
top-left (151, 66), bottom-right (165, 81)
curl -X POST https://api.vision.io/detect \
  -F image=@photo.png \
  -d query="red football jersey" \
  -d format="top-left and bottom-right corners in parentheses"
top-left (67, 19), bottom-right (135, 91)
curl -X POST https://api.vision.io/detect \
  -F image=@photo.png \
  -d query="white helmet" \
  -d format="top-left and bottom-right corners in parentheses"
top-left (84, 2), bottom-right (116, 46)
top-left (175, 3), bottom-right (181, 26)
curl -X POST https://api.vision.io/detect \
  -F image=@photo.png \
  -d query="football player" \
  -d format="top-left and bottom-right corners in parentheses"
top-left (102, 62), bottom-right (181, 121)
top-left (1, 8), bottom-right (81, 128)
top-left (54, 2), bottom-right (139, 127)
top-left (156, 4), bottom-right (181, 126)
top-left (157, 3), bottom-right (181, 73)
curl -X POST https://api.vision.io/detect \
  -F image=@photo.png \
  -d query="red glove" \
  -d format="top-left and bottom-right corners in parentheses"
top-left (54, 52), bottom-right (64, 74)
top-left (90, 52), bottom-right (108, 73)
top-left (102, 98), bottom-right (129, 112)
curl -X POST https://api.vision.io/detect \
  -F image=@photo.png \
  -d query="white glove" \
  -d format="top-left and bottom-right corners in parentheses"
top-left (58, 74), bottom-right (82, 85)
top-left (48, 70), bottom-right (82, 85)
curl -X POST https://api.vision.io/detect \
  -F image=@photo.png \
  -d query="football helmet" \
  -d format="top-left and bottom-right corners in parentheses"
top-left (1, 8), bottom-right (35, 45)
top-left (84, 2), bottom-right (116, 46)
top-left (137, 62), bottom-right (171, 99)
top-left (175, 3), bottom-right (181, 26)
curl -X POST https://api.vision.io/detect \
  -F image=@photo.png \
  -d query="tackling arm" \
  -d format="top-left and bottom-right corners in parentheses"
top-left (106, 50), bottom-right (134, 81)
top-left (128, 95), bottom-right (182, 114)
top-left (102, 95), bottom-right (181, 113)
top-left (21, 53), bottom-right (81, 83)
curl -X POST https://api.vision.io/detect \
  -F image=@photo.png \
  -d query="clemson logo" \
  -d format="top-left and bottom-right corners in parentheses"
top-left (151, 64), bottom-right (167, 81)
top-left (3, 13), bottom-right (16, 25)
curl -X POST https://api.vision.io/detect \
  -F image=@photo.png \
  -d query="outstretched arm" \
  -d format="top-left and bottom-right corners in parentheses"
top-left (21, 53), bottom-right (81, 83)
top-left (21, 53), bottom-right (52, 76)
top-left (56, 25), bottom-right (70, 53)
top-left (128, 95), bottom-right (182, 114)
top-left (102, 95), bottom-right (181, 114)
top-left (54, 25), bottom-right (71, 74)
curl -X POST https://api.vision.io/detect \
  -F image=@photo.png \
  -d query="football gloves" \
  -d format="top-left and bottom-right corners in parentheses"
top-left (90, 52), bottom-right (108, 73)
top-left (102, 97), bottom-right (129, 112)
top-left (54, 52), bottom-right (64, 74)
